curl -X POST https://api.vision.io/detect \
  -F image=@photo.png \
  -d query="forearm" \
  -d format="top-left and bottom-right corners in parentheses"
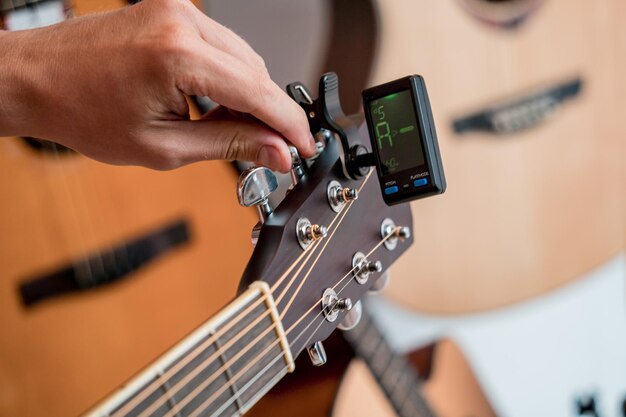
top-left (0, 29), bottom-right (35, 138)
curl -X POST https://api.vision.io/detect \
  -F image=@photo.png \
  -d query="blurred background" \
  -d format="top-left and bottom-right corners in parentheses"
top-left (1, 0), bottom-right (624, 416)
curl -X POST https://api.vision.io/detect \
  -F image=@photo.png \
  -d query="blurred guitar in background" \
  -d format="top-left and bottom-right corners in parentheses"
top-left (0, 0), bottom-right (257, 412)
top-left (0, 1), bottom-right (379, 416)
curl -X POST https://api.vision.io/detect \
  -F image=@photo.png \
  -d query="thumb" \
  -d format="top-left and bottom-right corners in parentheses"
top-left (159, 119), bottom-right (292, 172)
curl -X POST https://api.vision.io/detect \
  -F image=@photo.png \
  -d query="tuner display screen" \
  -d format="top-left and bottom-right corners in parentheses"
top-left (369, 90), bottom-right (425, 176)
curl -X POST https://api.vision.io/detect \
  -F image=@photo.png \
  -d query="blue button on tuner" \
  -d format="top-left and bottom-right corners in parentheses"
top-left (384, 186), bottom-right (399, 195)
top-left (413, 178), bottom-right (428, 188)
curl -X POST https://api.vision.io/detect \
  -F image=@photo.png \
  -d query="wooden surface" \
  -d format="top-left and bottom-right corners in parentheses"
top-left (332, 339), bottom-right (496, 417)
top-left (371, 0), bottom-right (625, 313)
top-left (0, 0), bottom-right (258, 415)
top-left (0, 138), bottom-right (256, 417)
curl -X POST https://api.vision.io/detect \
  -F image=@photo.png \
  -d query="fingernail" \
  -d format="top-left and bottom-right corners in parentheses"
top-left (258, 146), bottom-right (285, 171)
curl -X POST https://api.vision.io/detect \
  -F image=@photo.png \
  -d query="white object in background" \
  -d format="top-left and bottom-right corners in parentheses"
top-left (369, 254), bottom-right (626, 417)
top-left (5, 0), bottom-right (66, 31)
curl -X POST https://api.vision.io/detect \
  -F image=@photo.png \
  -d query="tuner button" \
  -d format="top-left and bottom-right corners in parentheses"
top-left (338, 300), bottom-right (363, 331)
top-left (306, 341), bottom-right (327, 367)
top-left (327, 180), bottom-right (358, 212)
top-left (352, 252), bottom-right (382, 285)
top-left (381, 218), bottom-right (411, 251)
top-left (296, 217), bottom-right (327, 250)
top-left (288, 146), bottom-right (305, 187)
top-left (237, 167), bottom-right (278, 223)
top-left (369, 271), bottom-right (391, 294)
top-left (321, 288), bottom-right (352, 322)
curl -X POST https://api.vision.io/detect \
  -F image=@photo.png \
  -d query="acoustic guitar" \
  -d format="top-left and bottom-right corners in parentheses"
top-left (0, 0), bottom-right (257, 416)
top-left (370, 0), bottom-right (625, 313)
top-left (249, 302), bottom-right (497, 417)
top-left (0, 1), bottom-right (380, 416)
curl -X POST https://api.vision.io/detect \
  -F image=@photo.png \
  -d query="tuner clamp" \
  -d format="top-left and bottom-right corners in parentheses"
top-left (286, 73), bottom-right (375, 180)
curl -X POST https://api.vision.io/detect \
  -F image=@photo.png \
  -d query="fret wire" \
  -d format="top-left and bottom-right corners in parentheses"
top-left (103, 172), bottom-right (396, 417)
top-left (213, 331), bottom-right (244, 414)
top-left (193, 296), bottom-right (334, 417)
top-left (162, 322), bottom-right (284, 417)
top-left (204, 355), bottom-right (288, 417)
top-left (156, 369), bottom-right (183, 417)
top-left (113, 232), bottom-right (319, 417)
top-left (139, 307), bottom-right (280, 417)
top-left (224, 177), bottom-right (392, 412)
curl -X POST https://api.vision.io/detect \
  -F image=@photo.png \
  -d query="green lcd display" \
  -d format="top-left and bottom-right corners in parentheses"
top-left (369, 90), bottom-right (425, 176)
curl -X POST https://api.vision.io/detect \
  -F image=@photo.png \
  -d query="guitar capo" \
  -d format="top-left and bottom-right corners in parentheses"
top-left (287, 72), bottom-right (375, 180)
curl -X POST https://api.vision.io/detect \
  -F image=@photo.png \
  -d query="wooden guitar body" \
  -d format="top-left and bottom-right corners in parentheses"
top-left (371, 0), bottom-right (625, 313)
top-left (0, 134), bottom-right (256, 416)
top-left (249, 322), bottom-right (495, 417)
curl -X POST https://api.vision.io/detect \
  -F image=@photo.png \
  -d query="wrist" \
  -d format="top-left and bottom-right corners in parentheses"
top-left (0, 29), bottom-right (41, 138)
top-left (0, 30), bottom-right (21, 136)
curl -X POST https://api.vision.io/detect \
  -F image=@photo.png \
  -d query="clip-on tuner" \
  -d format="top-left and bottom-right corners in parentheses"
top-left (287, 73), bottom-right (446, 206)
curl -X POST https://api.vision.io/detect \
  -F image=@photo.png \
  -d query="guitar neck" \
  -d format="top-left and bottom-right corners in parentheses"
top-left (86, 281), bottom-right (294, 417)
top-left (342, 306), bottom-right (436, 417)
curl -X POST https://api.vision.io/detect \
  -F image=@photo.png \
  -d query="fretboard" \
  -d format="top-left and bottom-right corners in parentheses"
top-left (342, 305), bottom-right (436, 417)
top-left (85, 281), bottom-right (294, 417)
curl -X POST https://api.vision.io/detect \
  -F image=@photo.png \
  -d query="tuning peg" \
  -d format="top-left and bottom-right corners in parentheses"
top-left (352, 252), bottom-right (382, 285)
top-left (296, 217), bottom-right (327, 250)
top-left (369, 271), bottom-right (390, 294)
top-left (307, 341), bottom-right (327, 366)
top-left (381, 218), bottom-right (411, 251)
top-left (289, 146), bottom-right (305, 187)
top-left (237, 167), bottom-right (278, 223)
top-left (327, 180), bottom-right (358, 212)
top-left (338, 300), bottom-right (362, 331)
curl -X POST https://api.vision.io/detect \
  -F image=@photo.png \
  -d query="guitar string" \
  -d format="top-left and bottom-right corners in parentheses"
top-left (110, 238), bottom-right (322, 417)
top-left (129, 179), bottom-right (402, 417)
top-left (189, 230), bottom-right (397, 417)
top-left (143, 174), bottom-right (373, 416)
top-left (162, 231), bottom-right (397, 417)
top-left (115, 204), bottom-right (346, 417)
top-left (116, 169), bottom-right (365, 416)
top-left (138, 189), bottom-right (363, 417)
top-left (275, 169), bottom-right (373, 311)
top-left (119, 171), bottom-right (403, 417)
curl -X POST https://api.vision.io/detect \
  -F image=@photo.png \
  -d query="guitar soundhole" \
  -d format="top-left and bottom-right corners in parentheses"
top-left (457, 0), bottom-right (545, 29)
top-left (21, 137), bottom-right (74, 154)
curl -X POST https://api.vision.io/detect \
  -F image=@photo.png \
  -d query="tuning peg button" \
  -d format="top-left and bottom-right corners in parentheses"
top-left (338, 300), bottom-right (363, 331)
top-left (296, 217), bottom-right (327, 250)
top-left (289, 146), bottom-right (305, 187)
top-left (369, 271), bottom-right (390, 294)
top-left (352, 252), bottom-right (382, 285)
top-left (327, 180), bottom-right (358, 212)
top-left (307, 341), bottom-right (327, 366)
top-left (237, 167), bottom-right (278, 223)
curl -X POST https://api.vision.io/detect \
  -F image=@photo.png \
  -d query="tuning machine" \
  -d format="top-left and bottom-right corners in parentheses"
top-left (237, 167), bottom-right (278, 246)
top-left (352, 252), bottom-right (382, 285)
top-left (327, 180), bottom-right (358, 213)
top-left (381, 218), bottom-right (411, 251)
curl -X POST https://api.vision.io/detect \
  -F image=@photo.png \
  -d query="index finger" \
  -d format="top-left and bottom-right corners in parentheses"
top-left (181, 43), bottom-right (316, 158)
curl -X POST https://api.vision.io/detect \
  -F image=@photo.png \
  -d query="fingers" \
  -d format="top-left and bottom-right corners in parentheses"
top-left (172, 11), bottom-right (316, 159)
top-left (153, 118), bottom-right (293, 172)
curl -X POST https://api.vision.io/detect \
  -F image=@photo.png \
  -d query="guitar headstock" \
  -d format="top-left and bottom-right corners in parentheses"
top-left (237, 121), bottom-right (413, 360)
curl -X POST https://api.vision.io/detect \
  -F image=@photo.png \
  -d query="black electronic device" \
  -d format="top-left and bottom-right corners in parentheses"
top-left (286, 72), bottom-right (445, 206)
top-left (362, 75), bottom-right (446, 206)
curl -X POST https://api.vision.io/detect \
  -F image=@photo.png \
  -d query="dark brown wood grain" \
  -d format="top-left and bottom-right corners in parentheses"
top-left (239, 121), bottom-right (413, 358)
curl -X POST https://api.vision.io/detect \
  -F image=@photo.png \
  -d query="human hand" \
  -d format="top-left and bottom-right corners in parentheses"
top-left (0, 0), bottom-right (315, 171)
